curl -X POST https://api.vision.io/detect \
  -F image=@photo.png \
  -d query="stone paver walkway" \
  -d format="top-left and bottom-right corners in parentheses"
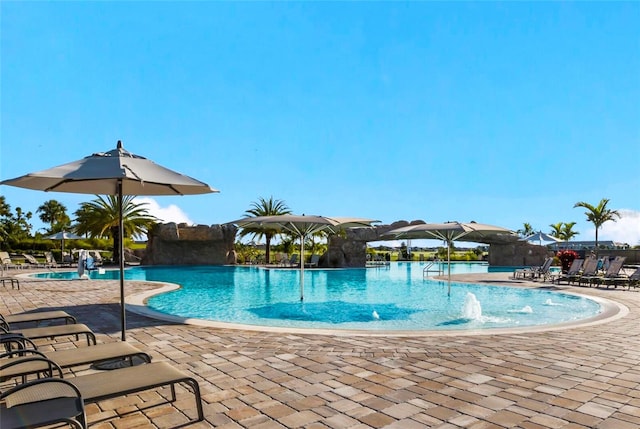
top-left (1, 270), bottom-right (639, 428)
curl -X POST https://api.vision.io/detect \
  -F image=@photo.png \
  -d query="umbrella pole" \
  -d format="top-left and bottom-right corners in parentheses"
top-left (300, 235), bottom-right (305, 301)
top-left (118, 181), bottom-right (126, 341)
top-left (447, 240), bottom-right (451, 296)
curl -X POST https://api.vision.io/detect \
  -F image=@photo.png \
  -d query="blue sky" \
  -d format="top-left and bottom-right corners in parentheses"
top-left (1, 2), bottom-right (639, 246)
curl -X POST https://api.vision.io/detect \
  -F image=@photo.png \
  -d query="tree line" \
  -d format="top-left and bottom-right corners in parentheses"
top-left (0, 194), bottom-right (626, 264)
top-left (517, 198), bottom-right (621, 250)
top-left (0, 194), bottom-right (156, 263)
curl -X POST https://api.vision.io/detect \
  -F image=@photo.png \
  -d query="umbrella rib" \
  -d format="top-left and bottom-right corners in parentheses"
top-left (122, 164), bottom-right (142, 181)
top-left (43, 179), bottom-right (74, 192)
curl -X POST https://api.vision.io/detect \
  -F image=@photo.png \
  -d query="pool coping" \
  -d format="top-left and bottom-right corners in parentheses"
top-left (125, 279), bottom-right (628, 337)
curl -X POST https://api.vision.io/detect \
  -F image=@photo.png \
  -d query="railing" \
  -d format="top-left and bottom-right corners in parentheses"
top-left (423, 260), bottom-right (445, 277)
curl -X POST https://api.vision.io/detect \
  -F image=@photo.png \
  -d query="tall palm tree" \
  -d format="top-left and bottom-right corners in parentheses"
top-left (74, 195), bottom-right (157, 263)
top-left (37, 199), bottom-right (68, 233)
top-left (574, 198), bottom-right (620, 253)
top-left (239, 196), bottom-right (291, 264)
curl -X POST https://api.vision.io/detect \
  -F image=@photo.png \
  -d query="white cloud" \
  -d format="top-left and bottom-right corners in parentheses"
top-left (134, 197), bottom-right (194, 225)
top-left (597, 209), bottom-right (640, 246)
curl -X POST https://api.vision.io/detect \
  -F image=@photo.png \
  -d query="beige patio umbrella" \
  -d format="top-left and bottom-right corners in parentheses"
top-left (384, 221), bottom-right (517, 295)
top-left (45, 230), bottom-right (83, 258)
top-left (1, 140), bottom-right (218, 340)
top-left (228, 214), bottom-right (378, 300)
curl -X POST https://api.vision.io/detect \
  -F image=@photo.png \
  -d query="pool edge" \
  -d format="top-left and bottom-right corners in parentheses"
top-left (125, 281), bottom-right (628, 337)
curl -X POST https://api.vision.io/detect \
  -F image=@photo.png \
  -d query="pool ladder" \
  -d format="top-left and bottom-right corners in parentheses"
top-left (423, 260), bottom-right (445, 278)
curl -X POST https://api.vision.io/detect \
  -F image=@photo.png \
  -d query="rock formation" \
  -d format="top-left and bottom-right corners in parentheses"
top-left (142, 223), bottom-right (237, 265)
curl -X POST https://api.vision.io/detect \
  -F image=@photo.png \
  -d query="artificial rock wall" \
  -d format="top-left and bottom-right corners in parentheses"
top-left (142, 221), bottom-right (538, 268)
top-left (488, 242), bottom-right (550, 267)
top-left (142, 223), bottom-right (238, 265)
top-left (324, 221), bottom-right (417, 268)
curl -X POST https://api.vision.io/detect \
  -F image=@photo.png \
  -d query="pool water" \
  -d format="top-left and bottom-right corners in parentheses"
top-left (32, 262), bottom-right (600, 331)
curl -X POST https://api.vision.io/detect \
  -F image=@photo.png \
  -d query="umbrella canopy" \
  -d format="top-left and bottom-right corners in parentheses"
top-left (521, 231), bottom-right (562, 246)
top-left (228, 214), bottom-right (378, 300)
top-left (384, 221), bottom-right (517, 295)
top-left (1, 140), bottom-right (218, 340)
top-left (46, 231), bottom-right (83, 240)
top-left (45, 231), bottom-right (83, 257)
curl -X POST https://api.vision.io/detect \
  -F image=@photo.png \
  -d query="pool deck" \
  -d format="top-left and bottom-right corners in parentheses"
top-left (2, 269), bottom-right (639, 428)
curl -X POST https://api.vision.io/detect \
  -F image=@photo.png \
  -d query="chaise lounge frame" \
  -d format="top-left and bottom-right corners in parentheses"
top-left (1, 357), bottom-right (204, 424)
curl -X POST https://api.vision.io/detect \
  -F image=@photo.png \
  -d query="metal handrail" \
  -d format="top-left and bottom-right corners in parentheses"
top-left (423, 260), bottom-right (445, 277)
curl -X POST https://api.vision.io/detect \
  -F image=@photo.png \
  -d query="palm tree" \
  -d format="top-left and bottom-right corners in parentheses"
top-left (550, 222), bottom-right (580, 243)
top-left (37, 200), bottom-right (68, 232)
top-left (518, 223), bottom-right (535, 238)
top-left (74, 195), bottom-right (157, 263)
top-left (549, 222), bottom-right (563, 239)
top-left (574, 198), bottom-right (620, 253)
top-left (560, 221), bottom-right (580, 242)
top-left (239, 196), bottom-right (291, 264)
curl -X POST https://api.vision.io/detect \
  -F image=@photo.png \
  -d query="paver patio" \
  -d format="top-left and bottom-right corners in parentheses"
top-left (1, 270), bottom-right (639, 428)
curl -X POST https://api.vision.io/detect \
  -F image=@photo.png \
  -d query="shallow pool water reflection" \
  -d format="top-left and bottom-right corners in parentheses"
top-left (32, 262), bottom-right (600, 331)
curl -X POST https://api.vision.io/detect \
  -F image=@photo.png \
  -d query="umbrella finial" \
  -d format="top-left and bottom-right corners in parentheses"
top-left (117, 140), bottom-right (122, 149)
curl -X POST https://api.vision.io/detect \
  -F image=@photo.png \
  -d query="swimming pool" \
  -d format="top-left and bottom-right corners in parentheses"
top-left (32, 262), bottom-right (601, 331)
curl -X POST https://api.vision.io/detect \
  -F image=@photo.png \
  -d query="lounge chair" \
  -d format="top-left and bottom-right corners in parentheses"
top-left (538, 257), bottom-right (556, 281)
top-left (1, 357), bottom-right (204, 424)
top-left (1, 341), bottom-right (152, 384)
top-left (61, 253), bottom-right (74, 267)
top-left (278, 253), bottom-right (289, 266)
top-left (597, 266), bottom-right (640, 290)
top-left (590, 257), bottom-right (627, 288)
top-left (553, 258), bottom-right (584, 285)
top-left (513, 257), bottom-right (553, 281)
top-left (0, 378), bottom-right (87, 429)
top-left (0, 275), bottom-right (19, 289)
top-left (574, 256), bottom-right (601, 287)
top-left (0, 251), bottom-right (22, 270)
top-left (306, 254), bottom-right (320, 268)
top-left (1, 346), bottom-right (65, 383)
top-left (288, 253), bottom-right (299, 267)
top-left (625, 267), bottom-right (640, 289)
top-left (2, 310), bottom-right (77, 328)
top-left (512, 257), bottom-right (549, 280)
top-left (44, 251), bottom-right (59, 268)
top-left (0, 264), bottom-right (20, 289)
top-left (1, 252), bottom-right (22, 289)
top-left (22, 253), bottom-right (49, 269)
top-left (72, 361), bottom-right (204, 422)
top-left (1, 323), bottom-right (97, 346)
top-left (579, 256), bottom-right (626, 287)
